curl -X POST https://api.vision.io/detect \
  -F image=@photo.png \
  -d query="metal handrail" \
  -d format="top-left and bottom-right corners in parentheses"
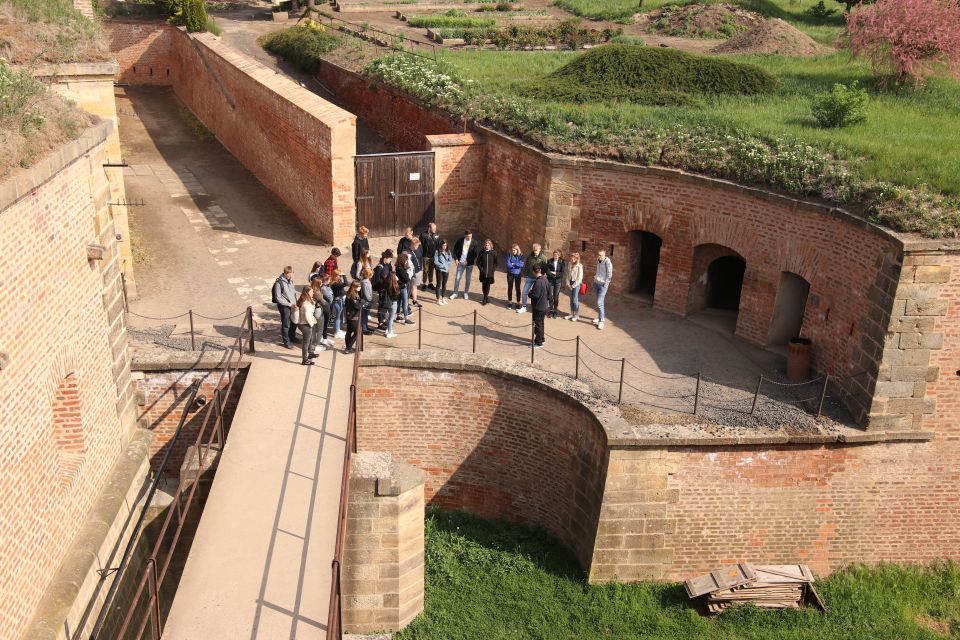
top-left (326, 313), bottom-right (363, 639)
top-left (88, 307), bottom-right (255, 639)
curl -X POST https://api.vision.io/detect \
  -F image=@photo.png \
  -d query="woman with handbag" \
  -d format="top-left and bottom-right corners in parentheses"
top-left (566, 252), bottom-right (584, 322)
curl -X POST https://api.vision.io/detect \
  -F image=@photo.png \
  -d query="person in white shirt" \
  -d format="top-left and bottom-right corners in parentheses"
top-left (450, 229), bottom-right (479, 300)
top-left (593, 249), bottom-right (614, 330)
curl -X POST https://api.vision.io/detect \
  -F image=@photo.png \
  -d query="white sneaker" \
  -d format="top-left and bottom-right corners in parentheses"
top-left (312, 345), bottom-right (326, 354)
top-left (450, 293), bottom-right (459, 300)
top-left (323, 338), bottom-right (335, 347)
top-left (565, 314), bottom-right (573, 320)
top-left (517, 306), bottom-right (526, 314)
top-left (439, 299), bottom-right (446, 305)
top-left (463, 293), bottom-right (470, 301)
top-left (592, 318), bottom-right (600, 325)
top-left (335, 331), bottom-right (346, 339)
top-left (597, 321), bottom-right (604, 330)
top-left (572, 315), bottom-right (579, 322)
top-left (385, 332), bottom-right (397, 339)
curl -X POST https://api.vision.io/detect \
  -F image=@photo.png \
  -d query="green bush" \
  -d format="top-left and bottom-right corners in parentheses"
top-left (805, 0), bottom-right (837, 20)
top-left (261, 23), bottom-right (340, 73)
top-left (527, 44), bottom-right (776, 103)
top-left (811, 82), bottom-right (868, 128)
top-left (180, 0), bottom-right (207, 32)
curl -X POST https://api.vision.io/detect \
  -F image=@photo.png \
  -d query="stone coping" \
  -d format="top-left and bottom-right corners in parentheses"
top-left (359, 349), bottom-right (935, 448)
top-left (131, 350), bottom-right (251, 372)
top-left (352, 451), bottom-right (424, 496)
top-left (0, 119), bottom-right (112, 212)
top-left (28, 61), bottom-right (120, 79)
top-left (22, 428), bottom-right (153, 639)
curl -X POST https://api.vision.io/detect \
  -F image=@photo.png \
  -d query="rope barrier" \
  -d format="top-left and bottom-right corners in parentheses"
top-left (578, 340), bottom-right (622, 362)
top-left (542, 333), bottom-right (578, 342)
top-left (127, 311), bottom-right (189, 321)
top-left (193, 311), bottom-right (248, 321)
top-left (621, 380), bottom-right (695, 400)
top-left (763, 376), bottom-right (826, 387)
top-left (541, 347), bottom-right (575, 358)
top-left (476, 313), bottom-right (530, 329)
top-left (578, 358), bottom-right (620, 384)
top-left (622, 359), bottom-right (693, 380)
top-left (419, 328), bottom-right (469, 336)
top-left (419, 308), bottom-right (475, 319)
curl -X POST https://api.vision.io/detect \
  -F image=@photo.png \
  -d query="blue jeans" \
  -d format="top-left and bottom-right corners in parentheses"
top-left (521, 277), bottom-right (536, 307)
top-left (278, 305), bottom-right (298, 345)
top-left (400, 286), bottom-right (410, 317)
top-left (570, 286), bottom-right (580, 315)
top-left (453, 264), bottom-right (473, 295)
top-left (362, 307), bottom-right (371, 332)
top-left (332, 297), bottom-right (344, 334)
top-left (595, 282), bottom-right (609, 321)
top-left (386, 300), bottom-right (398, 334)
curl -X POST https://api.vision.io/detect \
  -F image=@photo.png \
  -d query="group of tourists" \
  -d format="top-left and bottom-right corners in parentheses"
top-left (272, 223), bottom-right (615, 364)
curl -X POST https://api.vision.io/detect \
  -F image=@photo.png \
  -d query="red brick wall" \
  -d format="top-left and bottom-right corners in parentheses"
top-left (427, 133), bottom-right (484, 235)
top-left (106, 20), bottom-right (178, 85)
top-left (316, 60), bottom-right (458, 152)
top-left (105, 24), bottom-right (358, 243)
top-left (356, 365), bottom-right (608, 568)
top-left (136, 368), bottom-right (247, 476)
top-left (0, 131), bottom-right (129, 639)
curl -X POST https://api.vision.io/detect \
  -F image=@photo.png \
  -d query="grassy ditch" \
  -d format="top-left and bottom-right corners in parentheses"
top-left (397, 509), bottom-right (960, 640)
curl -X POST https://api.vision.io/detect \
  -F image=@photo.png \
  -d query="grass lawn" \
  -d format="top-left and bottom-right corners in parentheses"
top-left (437, 49), bottom-right (960, 195)
top-left (397, 510), bottom-right (960, 640)
top-left (552, 0), bottom-right (848, 43)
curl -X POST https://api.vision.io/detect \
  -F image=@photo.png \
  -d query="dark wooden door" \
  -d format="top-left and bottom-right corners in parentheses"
top-left (355, 152), bottom-right (435, 236)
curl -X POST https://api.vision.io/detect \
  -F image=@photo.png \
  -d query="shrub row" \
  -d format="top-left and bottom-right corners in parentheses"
top-left (440, 20), bottom-right (621, 49)
top-left (261, 22), bottom-right (340, 73)
top-left (364, 53), bottom-right (960, 237)
top-left (407, 14), bottom-right (497, 28)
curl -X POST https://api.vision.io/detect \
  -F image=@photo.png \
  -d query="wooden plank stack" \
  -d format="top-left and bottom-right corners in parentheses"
top-left (685, 564), bottom-right (817, 613)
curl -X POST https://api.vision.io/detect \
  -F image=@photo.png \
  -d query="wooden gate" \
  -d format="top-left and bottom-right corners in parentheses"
top-left (355, 152), bottom-right (435, 236)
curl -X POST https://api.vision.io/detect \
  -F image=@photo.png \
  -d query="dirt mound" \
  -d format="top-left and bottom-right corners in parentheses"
top-left (636, 3), bottom-right (764, 39)
top-left (712, 18), bottom-right (832, 56)
top-left (0, 4), bottom-right (108, 64)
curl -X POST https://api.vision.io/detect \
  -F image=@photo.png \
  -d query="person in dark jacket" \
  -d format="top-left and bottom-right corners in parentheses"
top-left (518, 244), bottom-right (547, 314)
top-left (475, 239), bottom-right (499, 306)
top-left (372, 249), bottom-right (394, 328)
top-left (396, 252), bottom-right (414, 324)
top-left (451, 230), bottom-right (479, 300)
top-left (397, 227), bottom-right (415, 257)
top-left (343, 281), bottom-right (363, 354)
top-left (545, 249), bottom-right (565, 319)
top-left (505, 244), bottom-right (524, 310)
top-left (409, 238), bottom-right (424, 308)
top-left (351, 226), bottom-right (369, 264)
top-left (272, 266), bottom-right (299, 348)
top-left (419, 222), bottom-right (440, 290)
top-left (528, 265), bottom-right (550, 347)
top-left (360, 267), bottom-right (374, 335)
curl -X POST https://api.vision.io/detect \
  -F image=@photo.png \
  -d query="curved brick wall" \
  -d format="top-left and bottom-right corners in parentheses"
top-left (355, 353), bottom-right (609, 568)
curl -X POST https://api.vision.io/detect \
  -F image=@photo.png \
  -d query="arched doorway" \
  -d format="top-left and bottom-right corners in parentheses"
top-left (767, 271), bottom-right (810, 346)
top-left (627, 231), bottom-right (662, 299)
top-left (706, 255), bottom-right (746, 310)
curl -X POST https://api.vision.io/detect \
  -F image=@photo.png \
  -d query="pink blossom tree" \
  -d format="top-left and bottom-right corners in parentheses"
top-left (845, 0), bottom-right (960, 87)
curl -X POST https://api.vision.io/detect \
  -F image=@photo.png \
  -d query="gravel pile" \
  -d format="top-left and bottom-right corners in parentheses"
top-left (712, 18), bottom-right (832, 56)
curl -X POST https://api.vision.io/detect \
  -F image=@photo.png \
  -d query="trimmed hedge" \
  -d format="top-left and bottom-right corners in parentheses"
top-left (528, 44), bottom-right (776, 104)
top-left (261, 23), bottom-right (340, 73)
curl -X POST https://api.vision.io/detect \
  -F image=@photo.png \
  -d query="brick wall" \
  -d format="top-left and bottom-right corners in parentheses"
top-left (356, 363), bottom-right (608, 569)
top-left (0, 122), bottom-right (136, 639)
top-left (316, 60), bottom-right (458, 152)
top-left (595, 437), bottom-right (960, 581)
top-left (135, 367), bottom-right (248, 476)
top-left (105, 23), bottom-right (358, 244)
top-left (426, 133), bottom-right (484, 235)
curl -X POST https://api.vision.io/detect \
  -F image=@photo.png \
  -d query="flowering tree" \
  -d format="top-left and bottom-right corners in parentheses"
top-left (845, 0), bottom-right (960, 86)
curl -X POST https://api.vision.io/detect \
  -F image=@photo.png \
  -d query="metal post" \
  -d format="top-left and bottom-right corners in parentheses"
top-left (147, 558), bottom-right (161, 640)
top-left (121, 272), bottom-right (129, 313)
top-left (418, 306), bottom-right (423, 349)
top-left (189, 309), bottom-right (196, 351)
top-left (575, 336), bottom-right (580, 380)
top-left (693, 371), bottom-right (701, 415)
top-left (472, 310), bottom-right (477, 354)
top-left (214, 388), bottom-right (224, 447)
top-left (817, 374), bottom-right (830, 418)
top-left (618, 358), bottom-right (626, 404)
top-left (750, 375), bottom-right (763, 415)
top-left (359, 314), bottom-right (364, 353)
top-left (247, 306), bottom-right (256, 353)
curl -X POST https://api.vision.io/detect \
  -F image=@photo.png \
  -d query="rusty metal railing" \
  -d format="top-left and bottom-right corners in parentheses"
top-left (326, 312), bottom-right (362, 639)
top-left (87, 307), bottom-right (255, 640)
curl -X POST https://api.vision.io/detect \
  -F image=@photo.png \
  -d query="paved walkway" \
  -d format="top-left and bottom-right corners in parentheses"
top-left (163, 349), bottom-right (352, 640)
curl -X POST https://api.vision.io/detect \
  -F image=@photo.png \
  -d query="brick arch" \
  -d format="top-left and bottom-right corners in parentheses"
top-left (776, 238), bottom-right (824, 286)
top-left (44, 347), bottom-right (86, 489)
top-left (623, 203), bottom-right (673, 237)
top-left (689, 213), bottom-right (757, 259)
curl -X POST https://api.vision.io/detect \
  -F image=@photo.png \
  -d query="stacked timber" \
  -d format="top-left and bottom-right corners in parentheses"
top-left (685, 564), bottom-right (821, 613)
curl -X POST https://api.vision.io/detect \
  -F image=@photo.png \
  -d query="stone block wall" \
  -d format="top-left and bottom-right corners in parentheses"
top-left (135, 366), bottom-right (248, 476)
top-left (427, 133), bottom-right (484, 235)
top-left (0, 122), bottom-right (137, 639)
top-left (355, 354), bottom-right (609, 570)
top-left (315, 60), bottom-right (458, 152)
top-left (343, 452), bottom-right (425, 634)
